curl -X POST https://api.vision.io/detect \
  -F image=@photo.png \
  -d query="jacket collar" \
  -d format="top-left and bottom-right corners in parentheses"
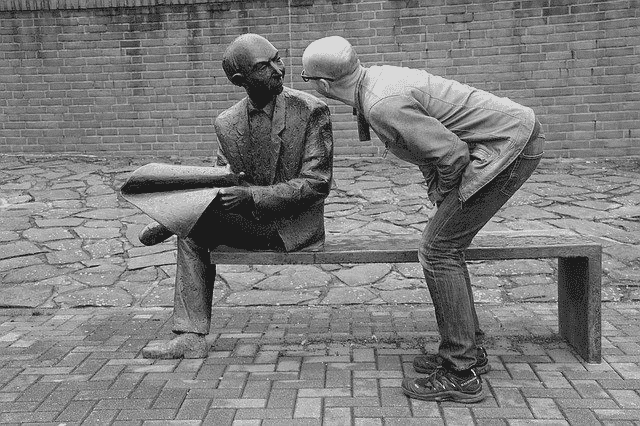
top-left (354, 68), bottom-right (368, 115)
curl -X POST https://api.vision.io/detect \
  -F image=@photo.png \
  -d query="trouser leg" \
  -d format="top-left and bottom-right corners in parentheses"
top-left (419, 133), bottom-right (544, 372)
top-left (462, 260), bottom-right (484, 344)
top-left (173, 236), bottom-right (216, 335)
top-left (171, 208), bottom-right (283, 335)
top-left (421, 242), bottom-right (478, 371)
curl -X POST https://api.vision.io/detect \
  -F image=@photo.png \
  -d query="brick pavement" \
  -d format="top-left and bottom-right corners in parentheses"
top-left (0, 303), bottom-right (639, 425)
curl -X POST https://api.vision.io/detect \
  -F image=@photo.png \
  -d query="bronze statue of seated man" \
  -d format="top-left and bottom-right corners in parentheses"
top-left (124, 33), bottom-right (333, 359)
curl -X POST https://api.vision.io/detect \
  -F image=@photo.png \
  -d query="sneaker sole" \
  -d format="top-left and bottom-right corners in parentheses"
top-left (402, 386), bottom-right (486, 403)
top-left (414, 362), bottom-right (491, 376)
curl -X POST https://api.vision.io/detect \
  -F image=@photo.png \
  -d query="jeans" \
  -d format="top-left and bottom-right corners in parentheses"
top-left (418, 129), bottom-right (545, 372)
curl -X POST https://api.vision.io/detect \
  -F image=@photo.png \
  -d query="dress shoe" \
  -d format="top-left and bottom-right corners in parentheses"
top-left (139, 221), bottom-right (173, 246)
top-left (142, 332), bottom-right (208, 359)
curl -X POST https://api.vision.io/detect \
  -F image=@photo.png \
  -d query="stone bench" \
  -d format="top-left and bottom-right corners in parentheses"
top-left (210, 230), bottom-right (602, 363)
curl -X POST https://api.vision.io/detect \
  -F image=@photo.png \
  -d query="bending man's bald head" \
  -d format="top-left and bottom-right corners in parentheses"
top-left (302, 36), bottom-right (360, 81)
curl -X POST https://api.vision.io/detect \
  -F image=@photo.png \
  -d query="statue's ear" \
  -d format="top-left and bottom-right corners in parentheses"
top-left (230, 73), bottom-right (245, 87)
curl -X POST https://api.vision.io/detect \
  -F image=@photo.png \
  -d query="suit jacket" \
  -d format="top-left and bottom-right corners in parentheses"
top-left (214, 87), bottom-right (334, 251)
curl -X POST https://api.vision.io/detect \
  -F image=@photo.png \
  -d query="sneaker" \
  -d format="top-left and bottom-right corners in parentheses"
top-left (413, 346), bottom-right (491, 375)
top-left (402, 368), bottom-right (485, 403)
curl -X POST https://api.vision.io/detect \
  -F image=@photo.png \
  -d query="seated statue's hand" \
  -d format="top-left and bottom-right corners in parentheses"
top-left (218, 187), bottom-right (253, 211)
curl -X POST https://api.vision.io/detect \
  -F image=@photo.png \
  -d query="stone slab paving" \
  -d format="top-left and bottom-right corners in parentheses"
top-left (0, 303), bottom-right (639, 425)
top-left (1, 155), bottom-right (639, 309)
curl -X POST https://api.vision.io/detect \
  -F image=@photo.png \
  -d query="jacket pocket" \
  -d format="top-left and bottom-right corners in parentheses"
top-left (470, 145), bottom-right (492, 163)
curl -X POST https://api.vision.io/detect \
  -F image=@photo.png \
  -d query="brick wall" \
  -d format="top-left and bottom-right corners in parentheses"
top-left (1, 0), bottom-right (638, 157)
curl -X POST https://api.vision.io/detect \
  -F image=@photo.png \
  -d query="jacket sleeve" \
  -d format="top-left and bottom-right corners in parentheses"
top-left (369, 96), bottom-right (469, 204)
top-left (215, 145), bottom-right (229, 168)
top-left (250, 104), bottom-right (334, 219)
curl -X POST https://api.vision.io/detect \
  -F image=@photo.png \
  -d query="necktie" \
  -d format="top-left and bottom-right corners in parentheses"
top-left (249, 110), bottom-right (274, 186)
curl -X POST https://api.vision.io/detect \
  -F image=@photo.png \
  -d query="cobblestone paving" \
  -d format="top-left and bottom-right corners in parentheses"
top-left (1, 155), bottom-right (639, 309)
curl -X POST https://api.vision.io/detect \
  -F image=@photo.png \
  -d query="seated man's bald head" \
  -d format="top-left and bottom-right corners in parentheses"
top-left (223, 33), bottom-right (277, 82)
top-left (302, 36), bottom-right (360, 81)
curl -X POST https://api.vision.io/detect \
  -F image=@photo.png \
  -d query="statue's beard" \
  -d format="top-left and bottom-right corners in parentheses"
top-left (247, 75), bottom-right (284, 106)
top-left (269, 78), bottom-right (283, 95)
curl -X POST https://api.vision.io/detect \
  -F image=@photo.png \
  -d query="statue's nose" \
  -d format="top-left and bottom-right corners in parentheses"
top-left (270, 60), bottom-right (284, 76)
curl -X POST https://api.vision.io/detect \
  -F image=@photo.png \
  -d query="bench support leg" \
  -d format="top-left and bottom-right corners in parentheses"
top-left (557, 255), bottom-right (601, 363)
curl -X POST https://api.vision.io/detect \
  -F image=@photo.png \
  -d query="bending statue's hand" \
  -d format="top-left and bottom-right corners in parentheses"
top-left (218, 186), bottom-right (252, 211)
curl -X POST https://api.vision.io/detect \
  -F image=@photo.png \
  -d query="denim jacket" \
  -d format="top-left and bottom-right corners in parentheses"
top-left (356, 66), bottom-right (537, 203)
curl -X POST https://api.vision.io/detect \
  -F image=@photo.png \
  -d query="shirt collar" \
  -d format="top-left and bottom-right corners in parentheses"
top-left (247, 97), bottom-right (276, 119)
